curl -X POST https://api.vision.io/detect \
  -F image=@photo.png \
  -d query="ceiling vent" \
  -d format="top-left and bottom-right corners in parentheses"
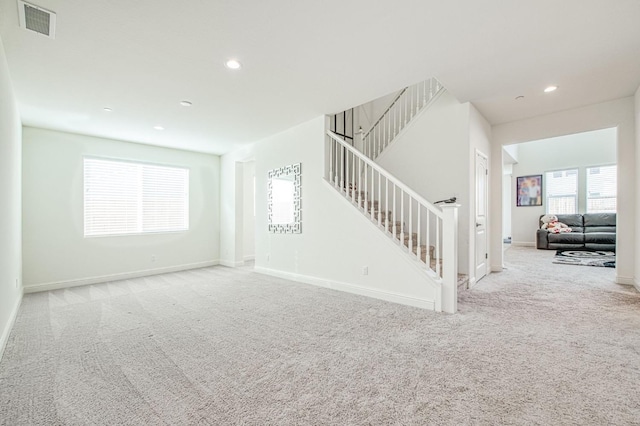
top-left (17, 1), bottom-right (56, 39)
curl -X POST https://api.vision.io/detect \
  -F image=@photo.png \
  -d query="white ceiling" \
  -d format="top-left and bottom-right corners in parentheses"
top-left (1, 0), bottom-right (639, 155)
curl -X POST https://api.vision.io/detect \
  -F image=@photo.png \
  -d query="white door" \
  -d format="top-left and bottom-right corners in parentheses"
top-left (475, 151), bottom-right (488, 282)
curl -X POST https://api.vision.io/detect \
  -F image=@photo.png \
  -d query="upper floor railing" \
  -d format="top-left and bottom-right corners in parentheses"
top-left (362, 78), bottom-right (443, 159)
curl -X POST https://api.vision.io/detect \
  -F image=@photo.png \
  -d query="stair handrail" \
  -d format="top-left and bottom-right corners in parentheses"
top-left (327, 130), bottom-right (443, 219)
top-left (362, 87), bottom-right (408, 139)
top-left (360, 78), bottom-right (444, 160)
top-left (326, 129), bottom-right (459, 313)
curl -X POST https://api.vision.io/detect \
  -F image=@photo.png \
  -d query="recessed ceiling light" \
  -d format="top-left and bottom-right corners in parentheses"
top-left (225, 59), bottom-right (242, 70)
top-left (515, 95), bottom-right (524, 100)
top-left (180, 100), bottom-right (192, 107)
top-left (544, 85), bottom-right (558, 93)
top-left (153, 126), bottom-right (165, 131)
top-left (103, 107), bottom-right (112, 112)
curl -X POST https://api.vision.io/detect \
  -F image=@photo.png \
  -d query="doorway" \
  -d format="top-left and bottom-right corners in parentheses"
top-left (475, 150), bottom-right (488, 282)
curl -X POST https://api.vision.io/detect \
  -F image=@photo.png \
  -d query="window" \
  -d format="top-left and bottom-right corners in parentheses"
top-left (587, 165), bottom-right (616, 213)
top-left (545, 169), bottom-right (578, 214)
top-left (84, 157), bottom-right (189, 237)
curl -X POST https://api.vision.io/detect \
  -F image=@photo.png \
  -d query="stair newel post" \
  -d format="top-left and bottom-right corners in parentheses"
top-left (440, 204), bottom-right (459, 314)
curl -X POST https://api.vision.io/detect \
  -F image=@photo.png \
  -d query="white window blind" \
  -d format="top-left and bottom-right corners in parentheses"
top-left (84, 158), bottom-right (189, 237)
top-left (545, 169), bottom-right (578, 214)
top-left (587, 165), bottom-right (616, 213)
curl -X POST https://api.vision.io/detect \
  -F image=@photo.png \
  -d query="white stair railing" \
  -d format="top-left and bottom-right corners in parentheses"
top-left (326, 130), bottom-right (459, 313)
top-left (362, 78), bottom-right (444, 160)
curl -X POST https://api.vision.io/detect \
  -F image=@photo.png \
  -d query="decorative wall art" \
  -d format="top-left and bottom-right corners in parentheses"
top-left (268, 163), bottom-right (301, 233)
top-left (516, 174), bottom-right (542, 207)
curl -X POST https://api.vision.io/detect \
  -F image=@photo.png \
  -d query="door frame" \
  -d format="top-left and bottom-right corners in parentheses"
top-left (472, 149), bottom-right (489, 288)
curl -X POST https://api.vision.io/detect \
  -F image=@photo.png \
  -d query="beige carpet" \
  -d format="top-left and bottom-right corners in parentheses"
top-left (1, 246), bottom-right (639, 425)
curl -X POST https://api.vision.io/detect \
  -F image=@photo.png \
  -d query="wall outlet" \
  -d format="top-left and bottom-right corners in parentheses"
top-left (151, 255), bottom-right (157, 262)
top-left (362, 266), bottom-right (368, 275)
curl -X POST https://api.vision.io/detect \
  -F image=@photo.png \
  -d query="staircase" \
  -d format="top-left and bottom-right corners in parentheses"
top-left (362, 78), bottom-right (443, 160)
top-left (325, 78), bottom-right (464, 313)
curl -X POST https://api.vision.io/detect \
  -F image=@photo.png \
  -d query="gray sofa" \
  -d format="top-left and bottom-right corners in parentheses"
top-left (536, 213), bottom-right (616, 251)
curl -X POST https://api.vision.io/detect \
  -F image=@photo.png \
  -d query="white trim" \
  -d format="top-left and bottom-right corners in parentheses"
top-left (466, 277), bottom-right (477, 289)
top-left (634, 279), bottom-right (640, 293)
top-left (254, 266), bottom-right (435, 311)
top-left (511, 241), bottom-right (536, 247)
top-left (23, 260), bottom-right (220, 293)
top-left (615, 276), bottom-right (635, 286)
top-left (243, 255), bottom-right (255, 262)
top-left (0, 291), bottom-right (23, 362)
top-left (491, 265), bottom-right (504, 272)
top-left (219, 260), bottom-right (244, 268)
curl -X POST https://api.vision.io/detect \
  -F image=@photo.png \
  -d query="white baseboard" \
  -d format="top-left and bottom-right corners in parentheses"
top-left (466, 277), bottom-right (477, 289)
top-left (490, 265), bottom-right (503, 272)
top-left (254, 266), bottom-right (435, 311)
top-left (219, 260), bottom-right (245, 268)
top-left (634, 279), bottom-right (640, 293)
top-left (243, 255), bottom-right (255, 262)
top-left (23, 260), bottom-right (220, 293)
top-left (615, 276), bottom-right (636, 286)
top-left (0, 290), bottom-right (23, 362)
top-left (511, 241), bottom-right (535, 247)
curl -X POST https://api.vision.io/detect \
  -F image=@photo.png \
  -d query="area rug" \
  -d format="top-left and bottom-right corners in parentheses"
top-left (553, 250), bottom-right (615, 267)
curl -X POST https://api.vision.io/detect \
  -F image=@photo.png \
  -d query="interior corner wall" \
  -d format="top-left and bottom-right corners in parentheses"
top-left (0, 36), bottom-right (23, 358)
top-left (635, 85), bottom-right (640, 290)
top-left (468, 103), bottom-right (492, 283)
top-left (222, 116), bottom-right (440, 308)
top-left (242, 161), bottom-right (256, 260)
top-left (374, 90), bottom-right (471, 274)
top-left (509, 128), bottom-right (616, 245)
top-left (491, 97), bottom-right (636, 283)
top-left (21, 127), bottom-right (221, 291)
top-left (220, 144), bottom-right (256, 267)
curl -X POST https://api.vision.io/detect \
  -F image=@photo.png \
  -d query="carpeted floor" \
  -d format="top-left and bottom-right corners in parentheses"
top-left (1, 246), bottom-right (639, 425)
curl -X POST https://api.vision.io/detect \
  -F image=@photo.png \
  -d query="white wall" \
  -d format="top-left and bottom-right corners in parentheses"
top-left (0, 37), bottom-right (23, 358)
top-left (635, 85), bottom-right (640, 291)
top-left (491, 97), bottom-right (636, 285)
top-left (509, 128), bottom-right (616, 245)
top-left (242, 161), bottom-right (255, 260)
top-left (221, 117), bottom-right (441, 309)
top-left (375, 90), bottom-right (471, 274)
top-left (22, 127), bottom-right (221, 291)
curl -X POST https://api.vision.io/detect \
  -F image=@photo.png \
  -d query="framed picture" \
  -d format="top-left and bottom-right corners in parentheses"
top-left (516, 175), bottom-right (542, 207)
